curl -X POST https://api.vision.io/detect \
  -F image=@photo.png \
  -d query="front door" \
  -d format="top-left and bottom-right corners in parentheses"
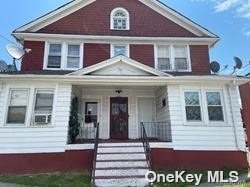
top-left (110, 97), bottom-right (129, 139)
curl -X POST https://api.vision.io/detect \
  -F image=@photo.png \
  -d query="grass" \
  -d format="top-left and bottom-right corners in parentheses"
top-left (154, 169), bottom-right (249, 187)
top-left (0, 169), bottom-right (249, 187)
top-left (0, 172), bottom-right (91, 187)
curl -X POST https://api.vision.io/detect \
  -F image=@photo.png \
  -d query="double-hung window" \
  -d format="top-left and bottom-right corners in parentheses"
top-left (174, 46), bottom-right (189, 70)
top-left (67, 45), bottom-right (80, 69)
top-left (7, 89), bottom-right (29, 124)
top-left (156, 45), bottom-right (190, 72)
top-left (33, 90), bottom-right (54, 125)
top-left (206, 92), bottom-right (224, 122)
top-left (157, 46), bottom-right (171, 71)
top-left (47, 44), bottom-right (62, 69)
top-left (184, 91), bottom-right (202, 121)
top-left (46, 43), bottom-right (82, 70)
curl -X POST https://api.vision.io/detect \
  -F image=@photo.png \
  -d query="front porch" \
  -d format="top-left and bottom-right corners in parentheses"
top-left (71, 85), bottom-right (172, 143)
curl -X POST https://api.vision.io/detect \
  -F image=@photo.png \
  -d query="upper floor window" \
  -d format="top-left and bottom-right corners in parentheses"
top-left (111, 44), bottom-right (129, 57)
top-left (44, 42), bottom-right (83, 70)
top-left (155, 45), bottom-right (190, 72)
top-left (47, 44), bottom-right (62, 69)
top-left (111, 8), bottom-right (130, 30)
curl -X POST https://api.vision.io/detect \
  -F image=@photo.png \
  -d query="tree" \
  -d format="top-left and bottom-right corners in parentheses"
top-left (69, 97), bottom-right (80, 143)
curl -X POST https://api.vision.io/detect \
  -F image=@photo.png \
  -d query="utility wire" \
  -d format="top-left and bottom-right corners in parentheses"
top-left (0, 34), bottom-right (17, 45)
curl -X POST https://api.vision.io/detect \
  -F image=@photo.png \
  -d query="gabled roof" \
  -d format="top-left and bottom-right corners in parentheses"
top-left (14, 0), bottom-right (218, 38)
top-left (68, 55), bottom-right (171, 77)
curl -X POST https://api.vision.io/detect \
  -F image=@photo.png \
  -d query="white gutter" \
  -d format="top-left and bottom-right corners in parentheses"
top-left (13, 33), bottom-right (218, 46)
top-left (0, 75), bottom-right (248, 85)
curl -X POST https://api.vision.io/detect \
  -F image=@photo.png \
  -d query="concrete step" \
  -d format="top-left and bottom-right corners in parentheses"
top-left (95, 169), bottom-right (149, 177)
top-left (98, 146), bottom-right (144, 153)
top-left (97, 153), bottom-right (146, 161)
top-left (99, 142), bottom-right (143, 147)
top-left (95, 178), bottom-right (149, 187)
top-left (96, 161), bottom-right (148, 169)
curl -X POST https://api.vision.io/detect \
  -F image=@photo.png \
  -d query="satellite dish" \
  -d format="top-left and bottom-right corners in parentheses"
top-left (0, 60), bottom-right (8, 72)
top-left (234, 56), bottom-right (243, 69)
top-left (6, 44), bottom-right (25, 60)
top-left (210, 61), bottom-right (221, 73)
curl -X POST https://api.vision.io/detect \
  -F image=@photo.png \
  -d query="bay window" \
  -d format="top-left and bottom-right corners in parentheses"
top-left (7, 89), bottom-right (29, 124)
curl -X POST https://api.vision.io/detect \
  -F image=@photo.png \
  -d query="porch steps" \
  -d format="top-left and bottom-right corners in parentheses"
top-left (94, 142), bottom-right (149, 187)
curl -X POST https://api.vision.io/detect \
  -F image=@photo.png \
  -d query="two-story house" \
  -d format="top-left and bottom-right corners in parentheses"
top-left (0, 0), bottom-right (248, 185)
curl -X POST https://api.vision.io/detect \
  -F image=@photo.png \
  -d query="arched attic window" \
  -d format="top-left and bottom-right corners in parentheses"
top-left (111, 8), bottom-right (130, 30)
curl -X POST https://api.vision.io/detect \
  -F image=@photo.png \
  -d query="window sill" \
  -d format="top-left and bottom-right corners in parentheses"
top-left (43, 68), bottom-right (81, 71)
top-left (1, 124), bottom-right (54, 128)
top-left (183, 122), bottom-right (232, 127)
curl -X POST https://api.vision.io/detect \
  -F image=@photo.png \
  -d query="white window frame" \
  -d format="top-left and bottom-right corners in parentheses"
top-left (5, 88), bottom-right (30, 126)
top-left (111, 44), bottom-right (130, 58)
top-left (181, 87), bottom-right (228, 126)
top-left (31, 89), bottom-right (55, 126)
top-left (43, 41), bottom-right (84, 71)
top-left (183, 90), bottom-right (203, 124)
top-left (110, 7), bottom-right (130, 30)
top-left (204, 90), bottom-right (226, 124)
top-left (154, 44), bottom-right (191, 72)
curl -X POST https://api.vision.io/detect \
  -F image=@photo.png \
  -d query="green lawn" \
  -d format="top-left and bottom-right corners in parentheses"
top-left (0, 172), bottom-right (91, 187)
top-left (0, 169), bottom-right (249, 187)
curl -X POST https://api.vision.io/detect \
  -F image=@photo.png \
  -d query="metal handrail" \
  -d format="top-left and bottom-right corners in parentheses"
top-left (141, 122), bottom-right (152, 171)
top-left (91, 122), bottom-right (99, 186)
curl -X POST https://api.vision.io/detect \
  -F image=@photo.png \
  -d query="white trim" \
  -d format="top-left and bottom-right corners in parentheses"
top-left (43, 42), bottom-right (84, 71)
top-left (180, 86), bottom-right (229, 126)
top-left (110, 7), bottom-right (130, 30)
top-left (68, 55), bottom-right (170, 77)
top-left (110, 43), bottom-right (130, 58)
top-left (65, 142), bottom-right (173, 150)
top-left (0, 75), bottom-right (248, 86)
top-left (15, 0), bottom-right (96, 32)
top-left (138, 0), bottom-right (218, 37)
top-left (14, 33), bottom-right (219, 47)
top-left (155, 44), bottom-right (192, 72)
top-left (14, 0), bottom-right (217, 38)
top-left (4, 88), bottom-right (30, 127)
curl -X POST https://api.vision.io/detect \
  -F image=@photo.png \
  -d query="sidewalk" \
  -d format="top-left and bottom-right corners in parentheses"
top-left (0, 183), bottom-right (29, 187)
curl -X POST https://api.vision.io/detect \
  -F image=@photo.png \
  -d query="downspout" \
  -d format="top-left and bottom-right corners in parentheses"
top-left (228, 81), bottom-right (240, 151)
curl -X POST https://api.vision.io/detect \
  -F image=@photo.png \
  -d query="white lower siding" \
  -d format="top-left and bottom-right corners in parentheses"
top-left (0, 82), bottom-right (72, 154)
top-left (168, 84), bottom-right (246, 151)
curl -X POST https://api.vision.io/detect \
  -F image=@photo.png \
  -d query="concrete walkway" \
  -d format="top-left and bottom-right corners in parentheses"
top-left (197, 173), bottom-right (249, 187)
top-left (0, 183), bottom-right (29, 187)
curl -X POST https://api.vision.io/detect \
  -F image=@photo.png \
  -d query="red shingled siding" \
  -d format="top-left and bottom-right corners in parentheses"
top-left (0, 150), bottom-right (93, 174)
top-left (240, 83), bottom-right (250, 146)
top-left (84, 43), bottom-right (110, 67)
top-left (152, 149), bottom-right (248, 170)
top-left (190, 45), bottom-right (211, 74)
top-left (130, 44), bottom-right (154, 67)
top-left (21, 41), bottom-right (45, 71)
top-left (38, 0), bottom-right (196, 37)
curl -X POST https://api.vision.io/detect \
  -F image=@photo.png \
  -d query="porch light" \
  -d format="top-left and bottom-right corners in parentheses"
top-left (115, 89), bottom-right (122, 95)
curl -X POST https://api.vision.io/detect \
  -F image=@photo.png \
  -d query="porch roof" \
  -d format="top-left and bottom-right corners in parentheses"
top-left (0, 73), bottom-right (249, 86)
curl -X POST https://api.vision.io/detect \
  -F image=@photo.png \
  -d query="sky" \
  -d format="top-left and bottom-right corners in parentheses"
top-left (0, 0), bottom-right (249, 75)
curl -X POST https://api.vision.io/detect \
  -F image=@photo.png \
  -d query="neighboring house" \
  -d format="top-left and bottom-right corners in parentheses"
top-left (240, 82), bottom-right (250, 147)
top-left (0, 0), bottom-right (248, 181)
